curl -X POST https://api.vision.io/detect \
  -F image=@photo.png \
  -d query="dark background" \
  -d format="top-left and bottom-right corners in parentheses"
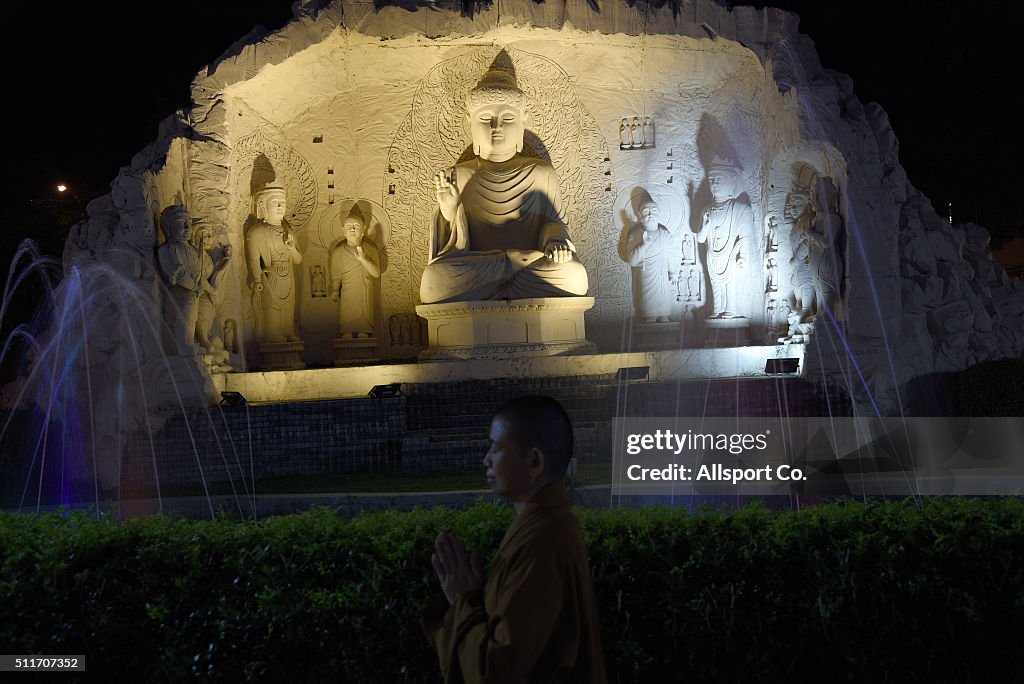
top-left (4, 0), bottom-right (1021, 274)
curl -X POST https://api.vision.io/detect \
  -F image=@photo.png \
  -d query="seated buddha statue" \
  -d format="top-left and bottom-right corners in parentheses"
top-left (419, 58), bottom-right (589, 304)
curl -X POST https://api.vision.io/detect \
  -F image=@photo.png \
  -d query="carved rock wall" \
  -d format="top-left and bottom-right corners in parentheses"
top-left (61, 0), bottom-right (1024, 414)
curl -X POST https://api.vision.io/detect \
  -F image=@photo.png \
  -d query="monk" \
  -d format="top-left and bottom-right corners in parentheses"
top-left (624, 198), bottom-right (683, 323)
top-left (423, 396), bottom-right (606, 683)
top-left (329, 206), bottom-right (381, 339)
top-left (419, 54), bottom-right (589, 304)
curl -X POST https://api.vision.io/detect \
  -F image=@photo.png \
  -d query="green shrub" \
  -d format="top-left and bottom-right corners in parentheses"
top-left (1, 499), bottom-right (1022, 682)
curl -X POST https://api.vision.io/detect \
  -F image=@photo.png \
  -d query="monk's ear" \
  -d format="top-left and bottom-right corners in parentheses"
top-left (527, 447), bottom-right (546, 480)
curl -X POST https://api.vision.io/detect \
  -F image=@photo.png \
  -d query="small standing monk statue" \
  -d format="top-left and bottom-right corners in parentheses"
top-left (246, 185), bottom-right (303, 343)
top-left (624, 199), bottom-right (683, 323)
top-left (329, 205), bottom-right (381, 339)
top-left (419, 51), bottom-right (589, 304)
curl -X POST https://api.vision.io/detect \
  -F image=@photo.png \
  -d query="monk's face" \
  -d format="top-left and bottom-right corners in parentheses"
top-left (470, 102), bottom-right (526, 162)
top-left (484, 415), bottom-right (538, 502)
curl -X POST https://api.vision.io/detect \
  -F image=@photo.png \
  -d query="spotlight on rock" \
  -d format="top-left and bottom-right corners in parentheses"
top-left (764, 358), bottom-right (800, 375)
top-left (220, 391), bottom-right (247, 406)
top-left (615, 366), bottom-right (650, 382)
top-left (368, 383), bottom-right (402, 398)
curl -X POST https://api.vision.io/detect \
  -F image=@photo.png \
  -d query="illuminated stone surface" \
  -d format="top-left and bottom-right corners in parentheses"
top-left (217, 344), bottom-right (802, 404)
top-left (419, 52), bottom-right (589, 305)
top-left (57, 0), bottom-right (1024, 414)
top-left (246, 186), bottom-right (303, 348)
top-left (415, 297), bottom-right (596, 359)
top-left (328, 205), bottom-right (381, 340)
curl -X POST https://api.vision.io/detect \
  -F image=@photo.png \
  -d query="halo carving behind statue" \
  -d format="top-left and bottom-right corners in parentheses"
top-left (232, 128), bottom-right (318, 230)
top-left (612, 183), bottom-right (688, 236)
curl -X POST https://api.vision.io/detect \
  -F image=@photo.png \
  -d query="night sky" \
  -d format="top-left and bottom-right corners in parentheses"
top-left (6, 0), bottom-right (1022, 266)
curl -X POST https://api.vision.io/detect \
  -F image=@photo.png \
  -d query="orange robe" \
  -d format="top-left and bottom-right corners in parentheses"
top-left (423, 484), bottom-right (606, 683)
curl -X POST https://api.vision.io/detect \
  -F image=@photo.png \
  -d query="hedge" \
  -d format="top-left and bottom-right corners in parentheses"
top-left (1, 498), bottom-right (1022, 682)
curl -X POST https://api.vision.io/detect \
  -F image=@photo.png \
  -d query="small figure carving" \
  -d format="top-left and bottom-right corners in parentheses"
top-left (629, 117), bottom-right (640, 148)
top-left (329, 206), bottom-right (381, 338)
top-left (766, 257), bottom-right (778, 293)
top-left (765, 215), bottom-right (779, 253)
top-left (624, 199), bottom-right (683, 322)
top-left (693, 157), bottom-right (757, 318)
top-left (687, 268), bottom-right (701, 302)
top-left (223, 319), bottom-right (238, 354)
top-left (619, 119), bottom-right (627, 149)
top-left (310, 265), bottom-right (327, 298)
top-left (681, 233), bottom-right (696, 265)
top-left (419, 54), bottom-right (589, 304)
top-left (246, 185), bottom-right (303, 343)
top-left (643, 116), bottom-right (654, 148)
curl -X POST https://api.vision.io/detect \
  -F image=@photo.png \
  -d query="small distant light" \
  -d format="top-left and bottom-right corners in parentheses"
top-left (56, 184), bottom-right (68, 193)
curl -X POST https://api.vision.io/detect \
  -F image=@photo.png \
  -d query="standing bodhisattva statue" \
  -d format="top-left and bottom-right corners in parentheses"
top-left (419, 54), bottom-right (589, 304)
top-left (246, 185), bottom-right (303, 343)
top-left (694, 157), bottom-right (756, 318)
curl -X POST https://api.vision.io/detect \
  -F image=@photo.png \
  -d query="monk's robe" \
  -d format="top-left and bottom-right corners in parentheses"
top-left (419, 155), bottom-right (589, 303)
top-left (423, 483), bottom-right (606, 683)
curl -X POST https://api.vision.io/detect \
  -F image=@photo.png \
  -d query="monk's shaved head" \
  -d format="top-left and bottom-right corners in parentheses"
top-left (495, 395), bottom-right (574, 478)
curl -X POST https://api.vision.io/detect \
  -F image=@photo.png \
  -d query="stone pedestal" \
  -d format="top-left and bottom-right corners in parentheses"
top-left (415, 297), bottom-right (596, 360)
top-left (632, 321), bottom-right (679, 351)
top-left (704, 316), bottom-right (751, 348)
top-left (258, 340), bottom-right (306, 370)
top-left (332, 336), bottom-right (378, 366)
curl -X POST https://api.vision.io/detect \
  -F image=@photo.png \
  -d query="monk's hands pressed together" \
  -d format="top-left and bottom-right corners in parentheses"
top-left (434, 170), bottom-right (461, 222)
top-left (432, 531), bottom-right (484, 605)
top-left (544, 238), bottom-right (572, 263)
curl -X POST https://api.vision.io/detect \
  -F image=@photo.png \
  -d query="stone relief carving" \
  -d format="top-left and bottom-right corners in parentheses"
top-left (385, 46), bottom-right (612, 317)
top-left (619, 116), bottom-right (655, 150)
top-left (419, 53), bottom-right (588, 304)
top-left (232, 129), bottom-right (318, 231)
top-left (310, 265), bottom-right (327, 298)
top-left (694, 156), bottom-right (757, 319)
top-left (155, 205), bottom-right (202, 356)
top-left (154, 205), bottom-right (231, 370)
top-left (783, 166), bottom-right (845, 327)
top-left (246, 185), bottom-right (303, 343)
top-left (223, 319), bottom-right (238, 354)
top-left (329, 205), bottom-right (381, 338)
top-left (193, 224), bottom-right (233, 371)
top-left (615, 185), bottom-right (690, 322)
